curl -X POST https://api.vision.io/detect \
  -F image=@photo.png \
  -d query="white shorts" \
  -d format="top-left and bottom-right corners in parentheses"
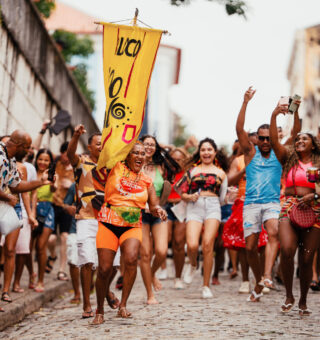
top-left (67, 233), bottom-right (78, 266)
top-left (76, 219), bottom-right (98, 268)
top-left (186, 196), bottom-right (221, 223)
top-left (243, 202), bottom-right (280, 238)
top-left (15, 217), bottom-right (31, 254)
top-left (113, 248), bottom-right (121, 267)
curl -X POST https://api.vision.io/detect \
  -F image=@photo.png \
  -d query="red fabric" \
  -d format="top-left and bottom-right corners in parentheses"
top-left (222, 199), bottom-right (268, 249)
top-left (168, 171), bottom-right (184, 200)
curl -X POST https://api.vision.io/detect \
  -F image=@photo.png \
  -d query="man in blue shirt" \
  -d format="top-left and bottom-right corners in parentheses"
top-left (236, 87), bottom-right (282, 302)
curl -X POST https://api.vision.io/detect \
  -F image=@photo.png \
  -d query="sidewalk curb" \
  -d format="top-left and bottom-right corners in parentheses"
top-left (0, 279), bottom-right (72, 331)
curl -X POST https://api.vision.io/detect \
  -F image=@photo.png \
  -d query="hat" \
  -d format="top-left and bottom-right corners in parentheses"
top-left (48, 110), bottom-right (71, 136)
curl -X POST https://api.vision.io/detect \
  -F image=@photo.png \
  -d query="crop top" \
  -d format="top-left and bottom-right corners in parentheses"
top-left (168, 171), bottom-right (184, 200)
top-left (153, 167), bottom-right (164, 197)
top-left (175, 168), bottom-right (228, 204)
top-left (37, 184), bottom-right (53, 202)
top-left (286, 161), bottom-right (315, 189)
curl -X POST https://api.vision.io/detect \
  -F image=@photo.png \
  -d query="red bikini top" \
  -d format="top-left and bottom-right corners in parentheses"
top-left (286, 161), bottom-right (315, 189)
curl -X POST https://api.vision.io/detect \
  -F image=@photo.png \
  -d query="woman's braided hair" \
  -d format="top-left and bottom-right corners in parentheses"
top-left (283, 133), bottom-right (320, 176)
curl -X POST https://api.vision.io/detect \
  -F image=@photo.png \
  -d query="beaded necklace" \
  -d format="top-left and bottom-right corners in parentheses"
top-left (121, 161), bottom-right (141, 194)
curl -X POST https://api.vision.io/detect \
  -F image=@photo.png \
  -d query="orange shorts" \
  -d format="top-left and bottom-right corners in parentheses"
top-left (96, 222), bottom-right (142, 252)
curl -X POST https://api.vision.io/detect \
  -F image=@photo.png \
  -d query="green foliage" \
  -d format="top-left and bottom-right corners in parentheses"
top-left (33, 0), bottom-right (55, 18)
top-left (72, 63), bottom-right (95, 110)
top-left (51, 30), bottom-right (95, 110)
top-left (52, 30), bottom-right (94, 63)
top-left (170, 0), bottom-right (247, 18)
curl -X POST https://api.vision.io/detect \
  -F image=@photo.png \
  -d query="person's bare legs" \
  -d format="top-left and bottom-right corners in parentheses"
top-left (26, 236), bottom-right (36, 288)
top-left (80, 263), bottom-right (94, 315)
top-left (59, 232), bottom-right (68, 274)
top-left (186, 221), bottom-right (203, 267)
top-left (245, 233), bottom-right (263, 297)
top-left (264, 218), bottom-right (279, 284)
top-left (212, 227), bottom-right (225, 284)
top-left (118, 238), bottom-right (140, 317)
top-left (12, 254), bottom-right (26, 292)
top-left (69, 264), bottom-right (80, 302)
top-left (228, 248), bottom-right (238, 278)
top-left (279, 218), bottom-right (297, 310)
top-left (140, 223), bottom-right (157, 304)
top-left (312, 251), bottom-right (318, 282)
top-left (35, 227), bottom-right (52, 289)
top-left (151, 222), bottom-right (168, 291)
top-left (238, 248), bottom-right (249, 282)
top-left (298, 227), bottom-right (320, 312)
top-left (92, 248), bottom-right (115, 323)
top-left (172, 221), bottom-right (186, 279)
top-left (47, 234), bottom-right (57, 258)
top-left (202, 219), bottom-right (220, 287)
top-left (2, 228), bottom-right (20, 298)
top-left (259, 246), bottom-right (266, 276)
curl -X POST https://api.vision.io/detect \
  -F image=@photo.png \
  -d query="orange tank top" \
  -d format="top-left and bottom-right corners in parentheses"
top-left (237, 155), bottom-right (246, 199)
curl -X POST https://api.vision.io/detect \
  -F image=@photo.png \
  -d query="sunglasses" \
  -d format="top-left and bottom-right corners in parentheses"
top-left (258, 136), bottom-right (270, 142)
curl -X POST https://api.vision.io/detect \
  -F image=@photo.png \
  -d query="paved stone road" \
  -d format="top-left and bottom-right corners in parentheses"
top-left (2, 260), bottom-right (320, 339)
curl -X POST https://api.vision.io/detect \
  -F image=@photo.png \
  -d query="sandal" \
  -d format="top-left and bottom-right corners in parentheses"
top-left (34, 285), bottom-right (44, 293)
top-left (106, 291), bottom-right (120, 309)
top-left (298, 308), bottom-right (312, 316)
top-left (310, 280), bottom-right (320, 291)
top-left (45, 256), bottom-right (57, 274)
top-left (57, 271), bottom-right (69, 281)
top-left (247, 290), bottom-right (263, 302)
top-left (229, 271), bottom-right (238, 279)
top-left (29, 273), bottom-right (37, 289)
top-left (90, 313), bottom-right (104, 325)
top-left (1, 292), bottom-right (12, 303)
top-left (263, 278), bottom-right (277, 290)
top-left (12, 286), bottom-right (24, 293)
top-left (82, 310), bottom-right (94, 319)
top-left (281, 302), bottom-right (294, 313)
top-left (117, 306), bottom-right (132, 318)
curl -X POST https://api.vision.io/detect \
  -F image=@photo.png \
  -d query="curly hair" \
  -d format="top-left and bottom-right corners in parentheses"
top-left (283, 133), bottom-right (320, 176)
top-left (185, 137), bottom-right (229, 172)
top-left (139, 135), bottom-right (181, 181)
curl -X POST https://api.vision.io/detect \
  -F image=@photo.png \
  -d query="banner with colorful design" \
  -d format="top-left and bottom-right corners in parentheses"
top-left (97, 22), bottom-right (163, 170)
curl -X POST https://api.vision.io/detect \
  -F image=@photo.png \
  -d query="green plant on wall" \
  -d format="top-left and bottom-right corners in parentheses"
top-left (52, 29), bottom-right (95, 110)
top-left (33, 0), bottom-right (56, 18)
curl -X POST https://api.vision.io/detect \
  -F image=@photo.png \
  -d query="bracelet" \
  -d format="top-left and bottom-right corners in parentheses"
top-left (39, 128), bottom-right (47, 135)
top-left (314, 193), bottom-right (319, 201)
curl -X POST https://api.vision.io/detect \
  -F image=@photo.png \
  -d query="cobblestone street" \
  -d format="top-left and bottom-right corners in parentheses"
top-left (2, 260), bottom-right (320, 339)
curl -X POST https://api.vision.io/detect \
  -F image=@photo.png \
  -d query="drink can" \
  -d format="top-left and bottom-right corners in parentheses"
top-left (307, 167), bottom-right (319, 183)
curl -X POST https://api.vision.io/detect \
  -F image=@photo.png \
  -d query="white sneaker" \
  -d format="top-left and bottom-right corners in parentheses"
top-left (174, 278), bottom-right (184, 290)
top-left (183, 264), bottom-right (197, 284)
top-left (157, 268), bottom-right (168, 280)
top-left (238, 281), bottom-right (250, 294)
top-left (202, 286), bottom-right (213, 299)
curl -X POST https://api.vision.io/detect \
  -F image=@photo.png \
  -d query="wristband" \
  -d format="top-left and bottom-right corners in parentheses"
top-left (39, 128), bottom-right (47, 135)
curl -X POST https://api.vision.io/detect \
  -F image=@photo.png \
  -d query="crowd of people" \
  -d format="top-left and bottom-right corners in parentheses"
top-left (0, 87), bottom-right (319, 324)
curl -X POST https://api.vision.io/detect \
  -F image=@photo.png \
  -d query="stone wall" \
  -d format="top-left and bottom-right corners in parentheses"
top-left (0, 0), bottom-right (100, 153)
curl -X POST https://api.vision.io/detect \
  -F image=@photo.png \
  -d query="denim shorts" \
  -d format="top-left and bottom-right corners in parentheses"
top-left (142, 210), bottom-right (162, 227)
top-left (36, 201), bottom-right (55, 231)
top-left (165, 203), bottom-right (178, 222)
top-left (243, 202), bottom-right (280, 238)
top-left (186, 196), bottom-right (221, 223)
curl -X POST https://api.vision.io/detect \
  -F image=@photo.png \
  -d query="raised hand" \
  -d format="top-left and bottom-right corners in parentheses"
top-left (272, 102), bottom-right (289, 117)
top-left (244, 86), bottom-right (256, 103)
top-left (74, 124), bottom-right (87, 136)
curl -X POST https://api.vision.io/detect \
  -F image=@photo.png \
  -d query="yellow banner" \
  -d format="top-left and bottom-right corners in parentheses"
top-left (97, 22), bottom-right (163, 170)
